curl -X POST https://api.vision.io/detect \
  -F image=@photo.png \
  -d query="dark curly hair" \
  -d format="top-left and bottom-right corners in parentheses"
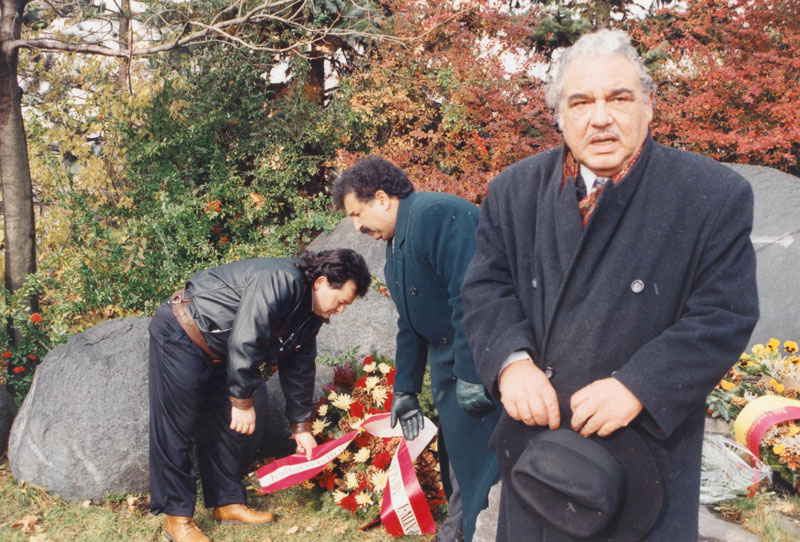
top-left (295, 248), bottom-right (371, 297)
top-left (332, 155), bottom-right (415, 209)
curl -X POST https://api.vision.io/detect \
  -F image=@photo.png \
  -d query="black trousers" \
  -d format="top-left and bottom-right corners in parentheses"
top-left (148, 300), bottom-right (247, 516)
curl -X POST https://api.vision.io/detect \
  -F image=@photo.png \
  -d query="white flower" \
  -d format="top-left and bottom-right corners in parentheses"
top-left (331, 393), bottom-right (354, 410)
top-left (378, 362), bottom-right (392, 375)
top-left (317, 404), bottom-right (328, 416)
top-left (371, 386), bottom-right (388, 406)
top-left (354, 448), bottom-right (371, 463)
top-left (355, 492), bottom-right (373, 507)
top-left (345, 471), bottom-right (360, 490)
top-left (328, 391), bottom-right (338, 402)
top-left (311, 418), bottom-right (330, 436)
top-left (365, 376), bottom-right (380, 390)
top-left (332, 490), bottom-right (348, 504)
top-left (369, 470), bottom-right (388, 491)
top-left (363, 362), bottom-right (377, 373)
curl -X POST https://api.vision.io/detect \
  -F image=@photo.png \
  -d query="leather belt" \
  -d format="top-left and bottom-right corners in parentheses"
top-left (171, 289), bottom-right (224, 364)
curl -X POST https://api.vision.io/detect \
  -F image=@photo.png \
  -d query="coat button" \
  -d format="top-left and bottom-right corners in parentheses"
top-left (531, 278), bottom-right (538, 289)
top-left (442, 337), bottom-right (449, 344)
top-left (410, 287), bottom-right (418, 295)
top-left (544, 366), bottom-right (555, 379)
top-left (631, 280), bottom-right (645, 293)
top-left (295, 345), bottom-right (301, 351)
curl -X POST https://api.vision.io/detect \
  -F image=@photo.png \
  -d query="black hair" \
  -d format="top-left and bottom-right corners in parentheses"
top-left (332, 155), bottom-right (415, 209)
top-left (295, 248), bottom-right (371, 297)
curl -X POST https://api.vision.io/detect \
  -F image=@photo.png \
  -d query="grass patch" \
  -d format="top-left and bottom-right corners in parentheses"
top-left (0, 459), bottom-right (431, 542)
top-left (712, 487), bottom-right (800, 541)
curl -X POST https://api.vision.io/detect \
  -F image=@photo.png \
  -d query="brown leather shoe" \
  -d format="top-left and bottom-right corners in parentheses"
top-left (163, 515), bottom-right (211, 542)
top-left (213, 503), bottom-right (274, 525)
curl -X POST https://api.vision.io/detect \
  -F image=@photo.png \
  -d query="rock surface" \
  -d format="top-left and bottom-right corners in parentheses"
top-left (725, 163), bottom-right (800, 346)
top-left (0, 385), bottom-right (16, 455)
top-left (308, 219), bottom-right (399, 361)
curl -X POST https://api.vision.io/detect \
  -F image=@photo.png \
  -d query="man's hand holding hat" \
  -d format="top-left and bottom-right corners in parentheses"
top-left (570, 377), bottom-right (644, 437)
top-left (498, 358), bottom-right (560, 429)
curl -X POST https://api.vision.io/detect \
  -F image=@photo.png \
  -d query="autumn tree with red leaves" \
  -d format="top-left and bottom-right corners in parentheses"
top-left (629, 0), bottom-right (800, 175)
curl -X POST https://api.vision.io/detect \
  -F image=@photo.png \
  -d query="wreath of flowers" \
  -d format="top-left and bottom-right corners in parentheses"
top-left (707, 338), bottom-right (800, 489)
top-left (310, 354), bottom-right (446, 518)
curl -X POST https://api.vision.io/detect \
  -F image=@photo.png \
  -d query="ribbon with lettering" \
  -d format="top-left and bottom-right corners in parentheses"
top-left (256, 412), bottom-right (438, 536)
top-left (733, 395), bottom-right (800, 457)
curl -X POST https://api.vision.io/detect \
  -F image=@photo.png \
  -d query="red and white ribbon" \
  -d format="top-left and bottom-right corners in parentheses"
top-left (256, 412), bottom-right (438, 536)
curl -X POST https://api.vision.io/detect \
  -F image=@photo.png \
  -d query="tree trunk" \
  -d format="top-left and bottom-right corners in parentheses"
top-left (1, 0), bottom-right (39, 344)
top-left (118, 0), bottom-right (130, 87)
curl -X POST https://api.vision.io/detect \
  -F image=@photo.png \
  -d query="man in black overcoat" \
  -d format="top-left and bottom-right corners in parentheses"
top-left (461, 29), bottom-right (759, 541)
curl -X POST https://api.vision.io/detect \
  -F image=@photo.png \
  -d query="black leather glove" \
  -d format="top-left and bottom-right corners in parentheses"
top-left (390, 392), bottom-right (424, 441)
top-left (456, 378), bottom-right (495, 417)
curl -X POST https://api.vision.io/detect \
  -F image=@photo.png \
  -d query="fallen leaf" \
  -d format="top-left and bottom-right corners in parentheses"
top-left (30, 534), bottom-right (53, 542)
top-left (126, 495), bottom-right (139, 511)
top-left (305, 526), bottom-right (313, 532)
top-left (774, 501), bottom-right (798, 514)
top-left (11, 516), bottom-right (38, 533)
top-left (262, 537), bottom-right (272, 542)
top-left (332, 525), bottom-right (347, 535)
top-left (81, 500), bottom-right (91, 508)
top-left (286, 525), bottom-right (299, 534)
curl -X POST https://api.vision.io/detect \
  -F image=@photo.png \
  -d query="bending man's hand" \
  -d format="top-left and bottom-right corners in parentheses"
top-left (456, 378), bottom-right (495, 417)
top-left (230, 405), bottom-right (256, 435)
top-left (570, 377), bottom-right (643, 437)
top-left (293, 431), bottom-right (317, 460)
top-left (498, 359), bottom-right (560, 429)
top-left (390, 392), bottom-right (424, 441)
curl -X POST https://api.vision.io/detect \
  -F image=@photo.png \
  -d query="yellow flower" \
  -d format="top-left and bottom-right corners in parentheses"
top-left (752, 344), bottom-right (765, 356)
top-left (365, 376), bottom-right (380, 390)
top-left (371, 386), bottom-right (388, 406)
top-left (770, 378), bottom-right (785, 394)
top-left (370, 470), bottom-right (388, 490)
top-left (785, 341), bottom-right (798, 354)
top-left (378, 362), bottom-right (392, 375)
top-left (345, 471), bottom-right (360, 490)
top-left (789, 356), bottom-right (800, 365)
top-left (789, 425), bottom-right (800, 437)
top-left (363, 362), bottom-right (377, 373)
top-left (720, 380), bottom-right (736, 392)
top-left (312, 418), bottom-right (330, 436)
top-left (354, 448), bottom-right (371, 463)
top-left (739, 352), bottom-right (751, 361)
top-left (317, 404), bottom-right (328, 416)
top-left (355, 492), bottom-right (373, 507)
top-left (332, 490), bottom-right (348, 504)
top-left (338, 450), bottom-right (351, 462)
top-left (773, 444), bottom-right (785, 455)
top-left (767, 338), bottom-right (780, 353)
top-left (332, 393), bottom-right (354, 410)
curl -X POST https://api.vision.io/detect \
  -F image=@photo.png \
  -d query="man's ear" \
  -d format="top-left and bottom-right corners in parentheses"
top-left (374, 190), bottom-right (391, 209)
top-left (312, 275), bottom-right (328, 291)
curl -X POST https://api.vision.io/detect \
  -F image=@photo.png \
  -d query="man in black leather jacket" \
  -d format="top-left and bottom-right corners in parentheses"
top-left (148, 249), bottom-right (370, 542)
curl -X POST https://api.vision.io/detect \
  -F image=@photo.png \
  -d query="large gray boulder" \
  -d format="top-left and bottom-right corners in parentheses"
top-left (725, 164), bottom-right (800, 346)
top-left (9, 318), bottom-right (152, 500)
top-left (7, 317), bottom-right (327, 501)
top-left (0, 385), bottom-right (15, 455)
top-left (309, 219), bottom-right (399, 361)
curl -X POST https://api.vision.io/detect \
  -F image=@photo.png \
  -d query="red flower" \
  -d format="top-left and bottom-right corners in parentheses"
top-left (2, 352), bottom-right (11, 358)
top-left (30, 312), bottom-right (43, 323)
top-left (385, 367), bottom-right (396, 386)
top-left (13, 366), bottom-right (25, 374)
top-left (372, 451), bottom-right (392, 470)
top-left (362, 355), bottom-right (374, 367)
top-left (28, 354), bottom-right (37, 360)
top-left (333, 364), bottom-right (356, 389)
top-left (349, 401), bottom-right (365, 419)
top-left (338, 492), bottom-right (358, 514)
top-left (382, 393), bottom-right (393, 413)
top-left (219, 237), bottom-right (229, 243)
top-left (317, 469), bottom-right (337, 491)
top-left (355, 376), bottom-right (366, 389)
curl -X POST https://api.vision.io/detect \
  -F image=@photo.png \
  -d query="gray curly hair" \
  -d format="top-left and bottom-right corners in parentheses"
top-left (545, 29), bottom-right (655, 128)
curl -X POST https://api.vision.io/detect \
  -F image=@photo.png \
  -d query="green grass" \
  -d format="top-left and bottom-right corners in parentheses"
top-left (0, 459), bottom-right (432, 542)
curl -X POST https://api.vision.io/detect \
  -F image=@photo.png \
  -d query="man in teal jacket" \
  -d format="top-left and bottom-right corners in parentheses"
top-left (333, 156), bottom-right (501, 542)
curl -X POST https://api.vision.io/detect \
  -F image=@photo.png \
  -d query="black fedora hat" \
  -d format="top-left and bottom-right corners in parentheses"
top-left (509, 419), bottom-right (663, 541)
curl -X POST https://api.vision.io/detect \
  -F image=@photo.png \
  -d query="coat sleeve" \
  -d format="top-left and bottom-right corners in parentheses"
top-left (415, 200), bottom-right (482, 383)
top-left (227, 270), bottom-right (300, 399)
top-left (613, 178), bottom-right (759, 439)
top-left (278, 340), bottom-right (317, 424)
top-left (392, 310), bottom-right (430, 394)
top-left (462, 181), bottom-right (539, 397)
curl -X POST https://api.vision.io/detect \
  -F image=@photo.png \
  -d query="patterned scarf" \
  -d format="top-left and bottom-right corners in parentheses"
top-left (561, 142), bottom-right (644, 228)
